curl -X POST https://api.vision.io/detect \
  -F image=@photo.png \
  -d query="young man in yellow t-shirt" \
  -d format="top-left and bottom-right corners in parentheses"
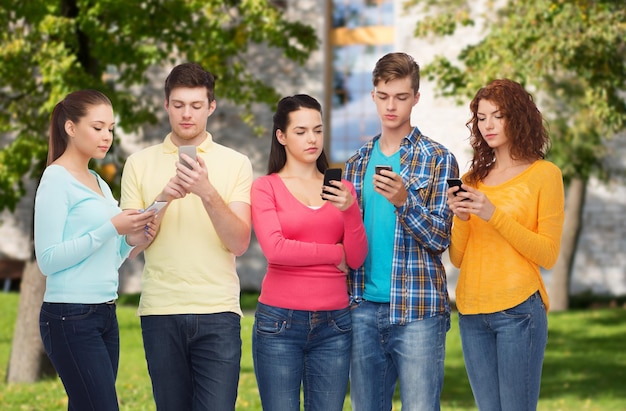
top-left (120, 62), bottom-right (253, 411)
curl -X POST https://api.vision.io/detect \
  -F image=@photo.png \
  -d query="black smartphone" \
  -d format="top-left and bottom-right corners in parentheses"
top-left (375, 165), bottom-right (392, 175)
top-left (178, 145), bottom-right (197, 169)
top-left (447, 178), bottom-right (468, 199)
top-left (322, 168), bottom-right (342, 196)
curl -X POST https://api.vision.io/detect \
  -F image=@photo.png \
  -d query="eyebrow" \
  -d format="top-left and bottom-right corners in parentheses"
top-left (171, 99), bottom-right (206, 105)
top-left (374, 90), bottom-right (411, 97)
top-left (477, 109), bottom-right (501, 116)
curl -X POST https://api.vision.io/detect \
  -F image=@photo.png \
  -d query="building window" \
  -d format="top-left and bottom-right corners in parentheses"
top-left (327, 0), bottom-right (395, 163)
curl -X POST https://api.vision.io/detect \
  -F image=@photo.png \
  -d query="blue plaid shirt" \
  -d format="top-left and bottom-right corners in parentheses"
top-left (345, 127), bottom-right (459, 324)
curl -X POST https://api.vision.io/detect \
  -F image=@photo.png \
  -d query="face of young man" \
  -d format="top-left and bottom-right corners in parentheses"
top-left (165, 87), bottom-right (216, 146)
top-left (371, 77), bottom-right (419, 134)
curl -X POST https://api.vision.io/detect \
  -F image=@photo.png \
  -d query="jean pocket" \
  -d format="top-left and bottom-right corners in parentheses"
top-left (254, 312), bottom-right (287, 336)
top-left (41, 303), bottom-right (96, 321)
top-left (331, 309), bottom-right (352, 333)
top-left (501, 295), bottom-right (534, 319)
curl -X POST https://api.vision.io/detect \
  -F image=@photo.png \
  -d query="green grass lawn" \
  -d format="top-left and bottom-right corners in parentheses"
top-left (1, 292), bottom-right (625, 410)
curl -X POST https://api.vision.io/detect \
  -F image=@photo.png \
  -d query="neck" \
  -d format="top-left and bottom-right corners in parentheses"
top-left (279, 161), bottom-right (320, 179)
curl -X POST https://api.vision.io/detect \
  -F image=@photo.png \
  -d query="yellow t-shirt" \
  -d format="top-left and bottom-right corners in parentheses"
top-left (450, 160), bottom-right (564, 314)
top-left (120, 132), bottom-right (252, 316)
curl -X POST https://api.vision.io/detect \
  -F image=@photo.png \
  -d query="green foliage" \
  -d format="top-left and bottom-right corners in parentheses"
top-left (405, 0), bottom-right (626, 184)
top-left (0, 0), bottom-right (318, 212)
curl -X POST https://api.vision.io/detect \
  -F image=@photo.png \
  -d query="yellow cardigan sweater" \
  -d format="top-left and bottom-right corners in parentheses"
top-left (450, 160), bottom-right (564, 314)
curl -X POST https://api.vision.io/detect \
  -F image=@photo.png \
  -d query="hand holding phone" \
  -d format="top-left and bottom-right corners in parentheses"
top-left (447, 178), bottom-right (469, 200)
top-left (375, 165), bottom-right (392, 175)
top-left (322, 168), bottom-right (342, 196)
top-left (178, 145), bottom-right (197, 169)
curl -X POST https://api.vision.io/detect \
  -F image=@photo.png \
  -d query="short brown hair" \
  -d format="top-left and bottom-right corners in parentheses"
top-left (372, 52), bottom-right (420, 94)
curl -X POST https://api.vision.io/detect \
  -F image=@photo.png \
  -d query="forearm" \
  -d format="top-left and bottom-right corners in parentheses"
top-left (202, 189), bottom-right (251, 256)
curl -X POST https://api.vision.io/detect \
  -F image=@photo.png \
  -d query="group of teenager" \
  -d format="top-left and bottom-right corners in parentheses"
top-left (33, 51), bottom-right (564, 411)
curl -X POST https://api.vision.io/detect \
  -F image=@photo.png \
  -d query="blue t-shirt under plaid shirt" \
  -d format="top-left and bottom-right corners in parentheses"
top-left (344, 127), bottom-right (459, 325)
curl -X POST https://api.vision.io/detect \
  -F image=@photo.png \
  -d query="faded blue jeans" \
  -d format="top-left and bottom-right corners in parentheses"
top-left (459, 292), bottom-right (548, 411)
top-left (252, 302), bottom-right (352, 411)
top-left (349, 300), bottom-right (449, 411)
top-left (39, 302), bottom-right (120, 411)
top-left (141, 312), bottom-right (242, 411)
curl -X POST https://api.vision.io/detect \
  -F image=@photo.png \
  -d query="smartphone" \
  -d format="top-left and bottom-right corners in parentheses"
top-left (178, 145), bottom-right (197, 169)
top-left (322, 168), bottom-right (342, 196)
top-left (447, 178), bottom-right (468, 199)
top-left (375, 165), bottom-right (392, 175)
top-left (144, 200), bottom-right (167, 214)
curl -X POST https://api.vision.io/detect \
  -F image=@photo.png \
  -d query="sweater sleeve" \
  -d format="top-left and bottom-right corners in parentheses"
top-left (34, 170), bottom-right (120, 276)
top-left (251, 176), bottom-right (343, 267)
top-left (449, 215), bottom-right (470, 268)
top-left (341, 182), bottom-right (368, 269)
top-left (488, 164), bottom-right (565, 269)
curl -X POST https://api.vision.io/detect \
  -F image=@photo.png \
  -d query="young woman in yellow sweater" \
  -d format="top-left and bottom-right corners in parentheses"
top-left (447, 78), bottom-right (565, 411)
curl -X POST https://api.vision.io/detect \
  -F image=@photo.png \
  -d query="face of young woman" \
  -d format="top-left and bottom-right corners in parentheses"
top-left (67, 103), bottom-right (115, 160)
top-left (277, 107), bottom-right (324, 165)
top-left (477, 99), bottom-right (509, 149)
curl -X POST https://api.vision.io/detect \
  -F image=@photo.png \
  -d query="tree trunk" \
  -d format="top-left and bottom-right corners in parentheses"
top-left (549, 177), bottom-right (587, 312)
top-left (7, 260), bottom-right (55, 382)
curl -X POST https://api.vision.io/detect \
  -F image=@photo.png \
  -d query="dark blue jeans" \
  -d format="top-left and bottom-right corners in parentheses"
top-left (141, 312), bottom-right (242, 411)
top-left (39, 302), bottom-right (120, 411)
top-left (252, 302), bottom-right (352, 411)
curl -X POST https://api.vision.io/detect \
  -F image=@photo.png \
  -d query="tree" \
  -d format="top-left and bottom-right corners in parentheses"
top-left (406, 0), bottom-right (626, 310)
top-left (0, 0), bottom-right (317, 382)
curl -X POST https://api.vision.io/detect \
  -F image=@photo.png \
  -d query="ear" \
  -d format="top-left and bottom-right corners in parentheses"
top-left (276, 129), bottom-right (286, 145)
top-left (413, 92), bottom-right (421, 106)
top-left (207, 99), bottom-right (217, 117)
top-left (64, 120), bottom-right (75, 137)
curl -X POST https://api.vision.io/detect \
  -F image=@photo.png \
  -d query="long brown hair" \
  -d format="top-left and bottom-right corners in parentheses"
top-left (48, 89), bottom-right (112, 165)
top-left (465, 79), bottom-right (549, 184)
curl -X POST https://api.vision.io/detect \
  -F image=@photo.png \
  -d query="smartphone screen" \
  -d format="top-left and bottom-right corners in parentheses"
top-left (322, 168), bottom-right (342, 195)
top-left (447, 178), bottom-right (469, 200)
top-left (178, 145), bottom-right (197, 169)
top-left (145, 200), bottom-right (167, 214)
top-left (375, 165), bottom-right (392, 175)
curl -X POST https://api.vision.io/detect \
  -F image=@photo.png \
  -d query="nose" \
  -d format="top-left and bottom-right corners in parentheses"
top-left (182, 106), bottom-right (192, 118)
top-left (485, 116), bottom-right (494, 129)
top-left (386, 97), bottom-right (396, 111)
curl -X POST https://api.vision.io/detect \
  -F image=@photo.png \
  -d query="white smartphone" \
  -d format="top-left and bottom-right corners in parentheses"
top-left (178, 145), bottom-right (197, 169)
top-left (144, 200), bottom-right (167, 214)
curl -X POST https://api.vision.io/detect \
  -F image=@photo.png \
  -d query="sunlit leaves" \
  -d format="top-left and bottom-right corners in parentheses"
top-left (408, 0), bottom-right (626, 182)
top-left (0, 0), bottom-right (318, 212)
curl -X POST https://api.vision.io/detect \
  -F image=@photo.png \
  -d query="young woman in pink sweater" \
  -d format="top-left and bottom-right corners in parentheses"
top-left (447, 79), bottom-right (565, 411)
top-left (251, 94), bottom-right (367, 411)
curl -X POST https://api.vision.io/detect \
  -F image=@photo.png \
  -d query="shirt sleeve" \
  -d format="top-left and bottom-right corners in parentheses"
top-left (396, 150), bottom-right (459, 254)
top-left (251, 176), bottom-right (343, 267)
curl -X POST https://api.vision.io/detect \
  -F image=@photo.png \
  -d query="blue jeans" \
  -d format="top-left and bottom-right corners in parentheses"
top-left (39, 302), bottom-right (120, 411)
top-left (141, 312), bottom-right (242, 411)
top-left (459, 292), bottom-right (548, 411)
top-left (350, 300), bottom-right (449, 411)
top-left (252, 302), bottom-right (352, 411)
